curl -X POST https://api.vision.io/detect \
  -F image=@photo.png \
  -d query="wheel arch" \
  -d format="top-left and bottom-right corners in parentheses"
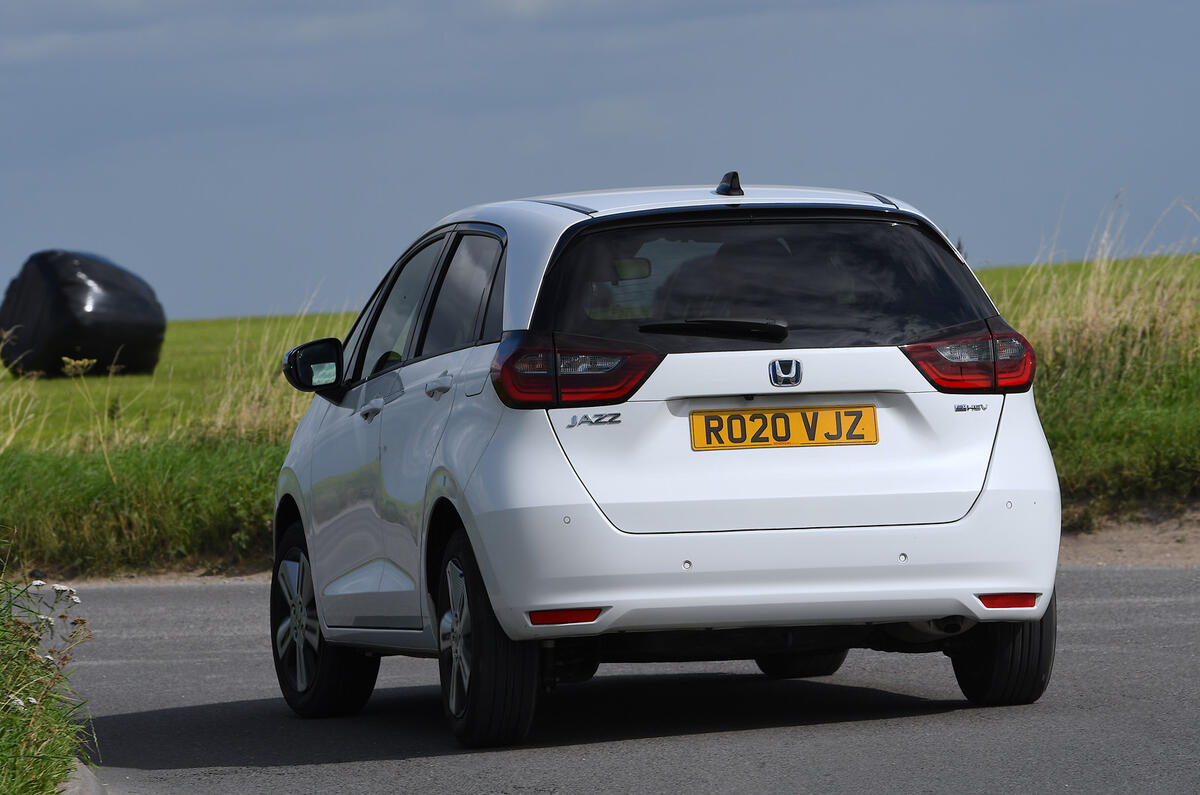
top-left (425, 497), bottom-right (464, 604)
top-left (275, 462), bottom-right (307, 555)
top-left (275, 493), bottom-right (303, 555)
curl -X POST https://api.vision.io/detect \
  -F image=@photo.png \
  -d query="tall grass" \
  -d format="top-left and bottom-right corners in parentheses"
top-left (978, 216), bottom-right (1199, 525)
top-left (0, 331), bottom-right (38, 457)
top-left (987, 253), bottom-right (1197, 396)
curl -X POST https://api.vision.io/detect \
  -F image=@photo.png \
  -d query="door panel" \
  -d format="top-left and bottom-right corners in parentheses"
top-left (375, 232), bottom-right (504, 624)
top-left (308, 382), bottom-right (383, 626)
top-left (377, 351), bottom-right (471, 625)
top-left (311, 235), bottom-right (447, 628)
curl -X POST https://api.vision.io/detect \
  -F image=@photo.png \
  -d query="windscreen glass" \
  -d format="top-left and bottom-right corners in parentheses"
top-left (544, 219), bottom-right (995, 351)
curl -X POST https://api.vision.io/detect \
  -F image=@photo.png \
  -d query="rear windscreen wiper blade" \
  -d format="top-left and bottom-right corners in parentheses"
top-left (638, 317), bottom-right (789, 342)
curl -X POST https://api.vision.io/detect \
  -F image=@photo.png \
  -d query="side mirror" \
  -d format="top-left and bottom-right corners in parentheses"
top-left (283, 338), bottom-right (344, 394)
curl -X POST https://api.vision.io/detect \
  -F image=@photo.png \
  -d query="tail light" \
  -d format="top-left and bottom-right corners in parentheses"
top-left (491, 331), bottom-right (664, 409)
top-left (901, 318), bottom-right (1036, 394)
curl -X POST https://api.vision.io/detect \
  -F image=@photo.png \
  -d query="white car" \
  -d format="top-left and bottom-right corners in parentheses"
top-left (273, 173), bottom-right (1059, 746)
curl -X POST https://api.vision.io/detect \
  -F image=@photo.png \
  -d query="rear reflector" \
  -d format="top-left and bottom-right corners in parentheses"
top-left (978, 593), bottom-right (1038, 609)
top-left (528, 608), bottom-right (603, 625)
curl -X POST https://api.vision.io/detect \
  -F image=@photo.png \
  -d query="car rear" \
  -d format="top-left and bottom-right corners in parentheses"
top-left (467, 204), bottom-right (1059, 641)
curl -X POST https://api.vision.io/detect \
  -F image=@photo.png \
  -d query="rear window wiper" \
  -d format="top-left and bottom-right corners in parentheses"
top-left (638, 317), bottom-right (789, 342)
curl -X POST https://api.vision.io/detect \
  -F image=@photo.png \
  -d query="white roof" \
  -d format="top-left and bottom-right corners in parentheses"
top-left (528, 184), bottom-right (916, 216)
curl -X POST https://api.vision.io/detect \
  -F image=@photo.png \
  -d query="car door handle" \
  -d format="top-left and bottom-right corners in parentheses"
top-left (424, 372), bottom-right (453, 398)
top-left (359, 396), bottom-right (384, 421)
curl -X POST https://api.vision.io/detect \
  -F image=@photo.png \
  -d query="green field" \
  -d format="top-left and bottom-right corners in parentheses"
top-left (979, 254), bottom-right (1199, 526)
top-left (0, 312), bottom-right (353, 573)
top-left (1, 253), bottom-right (1197, 574)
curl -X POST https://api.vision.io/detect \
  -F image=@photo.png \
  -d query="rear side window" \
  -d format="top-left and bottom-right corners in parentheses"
top-left (418, 234), bottom-right (503, 358)
top-left (481, 256), bottom-right (505, 342)
top-left (541, 218), bottom-right (995, 351)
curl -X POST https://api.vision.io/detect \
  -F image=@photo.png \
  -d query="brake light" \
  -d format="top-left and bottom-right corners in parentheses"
top-left (901, 318), bottom-right (1036, 393)
top-left (491, 331), bottom-right (664, 409)
top-left (491, 332), bottom-right (557, 407)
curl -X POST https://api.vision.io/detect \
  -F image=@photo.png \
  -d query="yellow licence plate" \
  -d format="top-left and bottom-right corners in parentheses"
top-left (689, 405), bottom-right (879, 451)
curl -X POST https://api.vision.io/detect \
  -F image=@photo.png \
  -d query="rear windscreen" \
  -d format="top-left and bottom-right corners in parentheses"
top-left (539, 217), bottom-right (996, 351)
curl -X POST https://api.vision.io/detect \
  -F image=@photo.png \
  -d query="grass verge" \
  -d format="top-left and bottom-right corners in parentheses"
top-left (0, 442), bottom-right (286, 573)
top-left (0, 575), bottom-right (91, 794)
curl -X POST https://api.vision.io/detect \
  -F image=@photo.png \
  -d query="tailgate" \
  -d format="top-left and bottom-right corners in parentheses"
top-left (548, 347), bottom-right (1001, 533)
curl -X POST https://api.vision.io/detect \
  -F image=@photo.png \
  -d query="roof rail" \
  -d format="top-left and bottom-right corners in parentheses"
top-left (863, 191), bottom-right (898, 209)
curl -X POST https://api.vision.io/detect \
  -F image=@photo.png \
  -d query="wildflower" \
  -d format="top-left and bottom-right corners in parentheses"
top-left (71, 595), bottom-right (82, 604)
top-left (43, 654), bottom-right (54, 663)
top-left (26, 697), bottom-right (37, 705)
top-left (61, 356), bottom-right (97, 377)
top-left (52, 584), bottom-right (76, 595)
top-left (6, 694), bottom-right (25, 712)
top-left (30, 580), bottom-right (46, 588)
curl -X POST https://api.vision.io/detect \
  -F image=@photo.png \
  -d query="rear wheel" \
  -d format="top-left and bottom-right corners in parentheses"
top-left (437, 529), bottom-right (539, 747)
top-left (755, 649), bottom-right (848, 679)
top-left (951, 592), bottom-right (1056, 706)
top-left (271, 522), bottom-right (379, 717)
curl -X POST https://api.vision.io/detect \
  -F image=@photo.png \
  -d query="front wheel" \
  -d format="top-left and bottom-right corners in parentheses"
top-left (271, 522), bottom-right (379, 718)
top-left (951, 592), bottom-right (1056, 706)
top-left (438, 529), bottom-right (539, 747)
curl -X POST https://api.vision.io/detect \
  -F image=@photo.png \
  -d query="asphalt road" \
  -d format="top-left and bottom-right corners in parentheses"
top-left (70, 567), bottom-right (1199, 794)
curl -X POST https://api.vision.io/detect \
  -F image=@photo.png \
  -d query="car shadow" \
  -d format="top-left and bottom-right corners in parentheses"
top-left (85, 672), bottom-right (964, 770)
top-left (531, 672), bottom-right (964, 746)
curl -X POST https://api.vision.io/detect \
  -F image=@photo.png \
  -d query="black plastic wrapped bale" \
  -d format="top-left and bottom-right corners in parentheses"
top-left (0, 250), bottom-right (166, 376)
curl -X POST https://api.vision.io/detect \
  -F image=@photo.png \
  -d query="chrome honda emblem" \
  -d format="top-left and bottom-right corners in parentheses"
top-left (769, 359), bottom-right (802, 387)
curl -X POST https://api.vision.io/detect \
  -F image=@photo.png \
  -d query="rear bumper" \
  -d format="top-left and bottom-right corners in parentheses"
top-left (464, 392), bottom-right (1060, 642)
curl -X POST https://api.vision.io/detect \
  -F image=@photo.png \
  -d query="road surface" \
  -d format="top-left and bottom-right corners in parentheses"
top-left (70, 566), bottom-right (1199, 793)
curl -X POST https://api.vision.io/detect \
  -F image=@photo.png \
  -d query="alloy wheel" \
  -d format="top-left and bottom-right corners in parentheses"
top-left (439, 559), bottom-right (472, 717)
top-left (274, 550), bottom-right (320, 693)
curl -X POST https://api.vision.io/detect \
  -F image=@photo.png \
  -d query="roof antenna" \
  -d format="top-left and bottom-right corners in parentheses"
top-left (715, 171), bottom-right (743, 197)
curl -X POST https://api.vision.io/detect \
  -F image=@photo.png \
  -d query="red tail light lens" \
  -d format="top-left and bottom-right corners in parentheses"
top-left (991, 322), bottom-right (1037, 390)
top-left (491, 332), bottom-right (557, 407)
top-left (901, 318), bottom-right (1036, 394)
top-left (491, 331), bottom-right (664, 409)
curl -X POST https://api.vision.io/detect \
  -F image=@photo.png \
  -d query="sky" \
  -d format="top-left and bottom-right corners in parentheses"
top-left (2, 0), bottom-right (1197, 320)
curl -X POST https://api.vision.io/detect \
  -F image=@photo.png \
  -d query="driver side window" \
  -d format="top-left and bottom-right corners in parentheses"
top-left (360, 238), bottom-right (445, 379)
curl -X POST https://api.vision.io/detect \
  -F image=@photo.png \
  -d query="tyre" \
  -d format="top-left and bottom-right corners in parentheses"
top-left (755, 649), bottom-right (849, 679)
top-left (271, 522), bottom-right (380, 718)
top-left (951, 592), bottom-right (1056, 706)
top-left (438, 528), bottom-right (539, 747)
